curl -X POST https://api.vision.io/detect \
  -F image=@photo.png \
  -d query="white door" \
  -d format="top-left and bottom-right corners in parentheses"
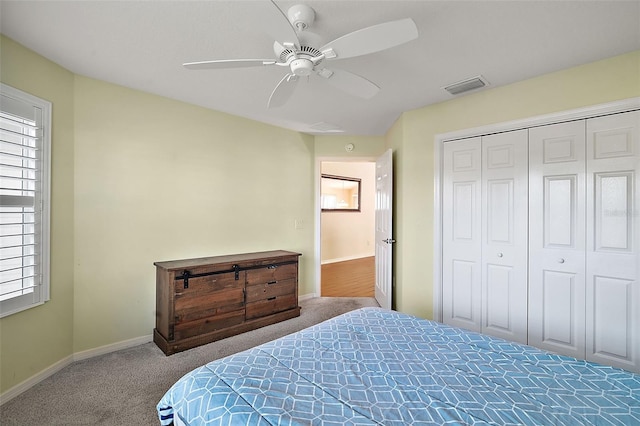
top-left (442, 138), bottom-right (482, 332)
top-left (481, 130), bottom-right (529, 343)
top-left (375, 149), bottom-right (393, 310)
top-left (528, 120), bottom-right (586, 358)
top-left (585, 110), bottom-right (640, 373)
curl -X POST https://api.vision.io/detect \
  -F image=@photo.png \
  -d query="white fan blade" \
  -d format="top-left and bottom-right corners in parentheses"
top-left (183, 59), bottom-right (275, 70)
top-left (268, 74), bottom-right (299, 108)
top-left (273, 41), bottom-right (286, 58)
top-left (320, 18), bottom-right (418, 60)
top-left (318, 68), bottom-right (380, 99)
top-left (265, 0), bottom-right (300, 48)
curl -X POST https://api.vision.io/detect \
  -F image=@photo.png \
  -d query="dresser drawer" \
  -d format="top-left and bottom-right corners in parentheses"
top-left (245, 278), bottom-right (295, 303)
top-left (246, 263), bottom-right (296, 285)
top-left (173, 308), bottom-right (245, 340)
top-left (246, 293), bottom-right (297, 320)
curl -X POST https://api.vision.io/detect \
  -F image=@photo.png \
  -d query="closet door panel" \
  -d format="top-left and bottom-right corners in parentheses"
top-left (592, 276), bottom-right (633, 361)
top-left (442, 138), bottom-right (482, 331)
top-left (481, 130), bottom-right (528, 343)
top-left (594, 172), bottom-right (633, 250)
top-left (586, 110), bottom-right (640, 373)
top-left (485, 264), bottom-right (512, 330)
top-left (529, 121), bottom-right (586, 358)
top-left (541, 270), bottom-right (577, 345)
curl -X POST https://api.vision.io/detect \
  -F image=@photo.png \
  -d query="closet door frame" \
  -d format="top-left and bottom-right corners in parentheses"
top-left (433, 97), bottom-right (640, 323)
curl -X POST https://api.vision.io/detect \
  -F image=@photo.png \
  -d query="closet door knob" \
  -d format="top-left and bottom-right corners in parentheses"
top-left (497, 252), bottom-right (503, 258)
top-left (558, 258), bottom-right (565, 264)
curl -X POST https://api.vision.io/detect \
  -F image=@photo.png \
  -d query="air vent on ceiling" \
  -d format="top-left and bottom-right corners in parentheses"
top-left (444, 75), bottom-right (489, 95)
top-left (308, 122), bottom-right (344, 133)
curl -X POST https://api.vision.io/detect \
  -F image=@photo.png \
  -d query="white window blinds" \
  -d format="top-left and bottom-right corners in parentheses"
top-left (0, 84), bottom-right (51, 318)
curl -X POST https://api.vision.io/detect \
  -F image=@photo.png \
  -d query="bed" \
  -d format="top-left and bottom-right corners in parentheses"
top-left (157, 307), bottom-right (639, 425)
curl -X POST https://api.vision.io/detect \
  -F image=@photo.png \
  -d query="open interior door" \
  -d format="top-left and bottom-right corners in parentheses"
top-left (375, 149), bottom-right (394, 310)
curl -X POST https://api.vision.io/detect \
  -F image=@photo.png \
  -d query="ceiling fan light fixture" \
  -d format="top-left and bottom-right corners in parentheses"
top-left (183, 2), bottom-right (420, 108)
top-left (444, 75), bottom-right (489, 95)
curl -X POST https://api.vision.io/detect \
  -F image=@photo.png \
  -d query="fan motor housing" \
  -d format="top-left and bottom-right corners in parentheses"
top-left (290, 58), bottom-right (314, 76)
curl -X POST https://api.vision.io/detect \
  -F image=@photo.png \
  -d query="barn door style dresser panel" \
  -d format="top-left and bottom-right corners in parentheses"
top-left (154, 250), bottom-right (301, 355)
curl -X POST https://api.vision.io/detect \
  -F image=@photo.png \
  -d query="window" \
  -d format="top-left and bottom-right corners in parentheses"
top-left (0, 84), bottom-right (51, 318)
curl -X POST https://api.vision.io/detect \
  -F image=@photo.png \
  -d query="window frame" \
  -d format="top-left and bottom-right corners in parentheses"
top-left (320, 174), bottom-right (362, 212)
top-left (0, 83), bottom-right (51, 318)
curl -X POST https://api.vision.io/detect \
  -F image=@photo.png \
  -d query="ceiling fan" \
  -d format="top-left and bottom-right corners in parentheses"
top-left (183, 1), bottom-right (418, 108)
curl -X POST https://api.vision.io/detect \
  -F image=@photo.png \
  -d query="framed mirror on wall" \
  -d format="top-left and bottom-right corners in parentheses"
top-left (321, 174), bottom-right (361, 212)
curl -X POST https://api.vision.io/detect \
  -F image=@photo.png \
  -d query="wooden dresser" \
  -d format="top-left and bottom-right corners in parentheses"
top-left (153, 250), bottom-right (301, 355)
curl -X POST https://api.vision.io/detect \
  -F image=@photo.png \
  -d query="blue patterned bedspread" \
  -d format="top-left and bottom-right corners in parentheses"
top-left (157, 307), bottom-right (640, 425)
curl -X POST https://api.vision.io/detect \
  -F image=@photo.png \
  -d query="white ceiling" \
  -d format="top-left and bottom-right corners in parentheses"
top-left (2, 1), bottom-right (639, 135)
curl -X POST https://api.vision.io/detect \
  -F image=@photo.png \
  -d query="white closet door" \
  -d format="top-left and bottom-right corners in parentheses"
top-left (480, 130), bottom-right (529, 343)
top-left (442, 138), bottom-right (482, 332)
top-left (586, 110), bottom-right (640, 373)
top-left (528, 121), bottom-right (586, 358)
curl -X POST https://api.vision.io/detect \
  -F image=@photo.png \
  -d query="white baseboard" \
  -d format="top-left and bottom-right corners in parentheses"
top-left (299, 293), bottom-right (317, 301)
top-left (321, 254), bottom-right (374, 265)
top-left (73, 334), bottom-right (152, 362)
top-left (0, 354), bottom-right (73, 406)
top-left (0, 334), bottom-right (153, 406)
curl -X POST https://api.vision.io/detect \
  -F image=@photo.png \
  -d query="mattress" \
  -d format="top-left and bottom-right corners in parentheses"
top-left (157, 307), bottom-right (640, 425)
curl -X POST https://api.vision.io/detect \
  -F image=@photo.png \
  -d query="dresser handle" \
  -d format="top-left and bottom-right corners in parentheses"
top-left (267, 296), bottom-right (276, 301)
top-left (267, 280), bottom-right (277, 285)
top-left (182, 270), bottom-right (191, 289)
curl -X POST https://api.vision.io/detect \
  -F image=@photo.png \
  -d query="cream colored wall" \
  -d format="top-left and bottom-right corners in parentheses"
top-left (320, 162), bottom-right (376, 263)
top-left (391, 50), bottom-right (640, 319)
top-left (72, 76), bottom-right (315, 352)
top-left (314, 135), bottom-right (385, 157)
top-left (0, 36), bottom-right (75, 393)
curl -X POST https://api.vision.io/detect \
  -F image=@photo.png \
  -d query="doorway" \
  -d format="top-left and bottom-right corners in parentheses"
top-left (319, 160), bottom-right (376, 297)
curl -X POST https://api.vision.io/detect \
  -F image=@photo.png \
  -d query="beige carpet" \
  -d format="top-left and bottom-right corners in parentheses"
top-left (0, 297), bottom-right (378, 425)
